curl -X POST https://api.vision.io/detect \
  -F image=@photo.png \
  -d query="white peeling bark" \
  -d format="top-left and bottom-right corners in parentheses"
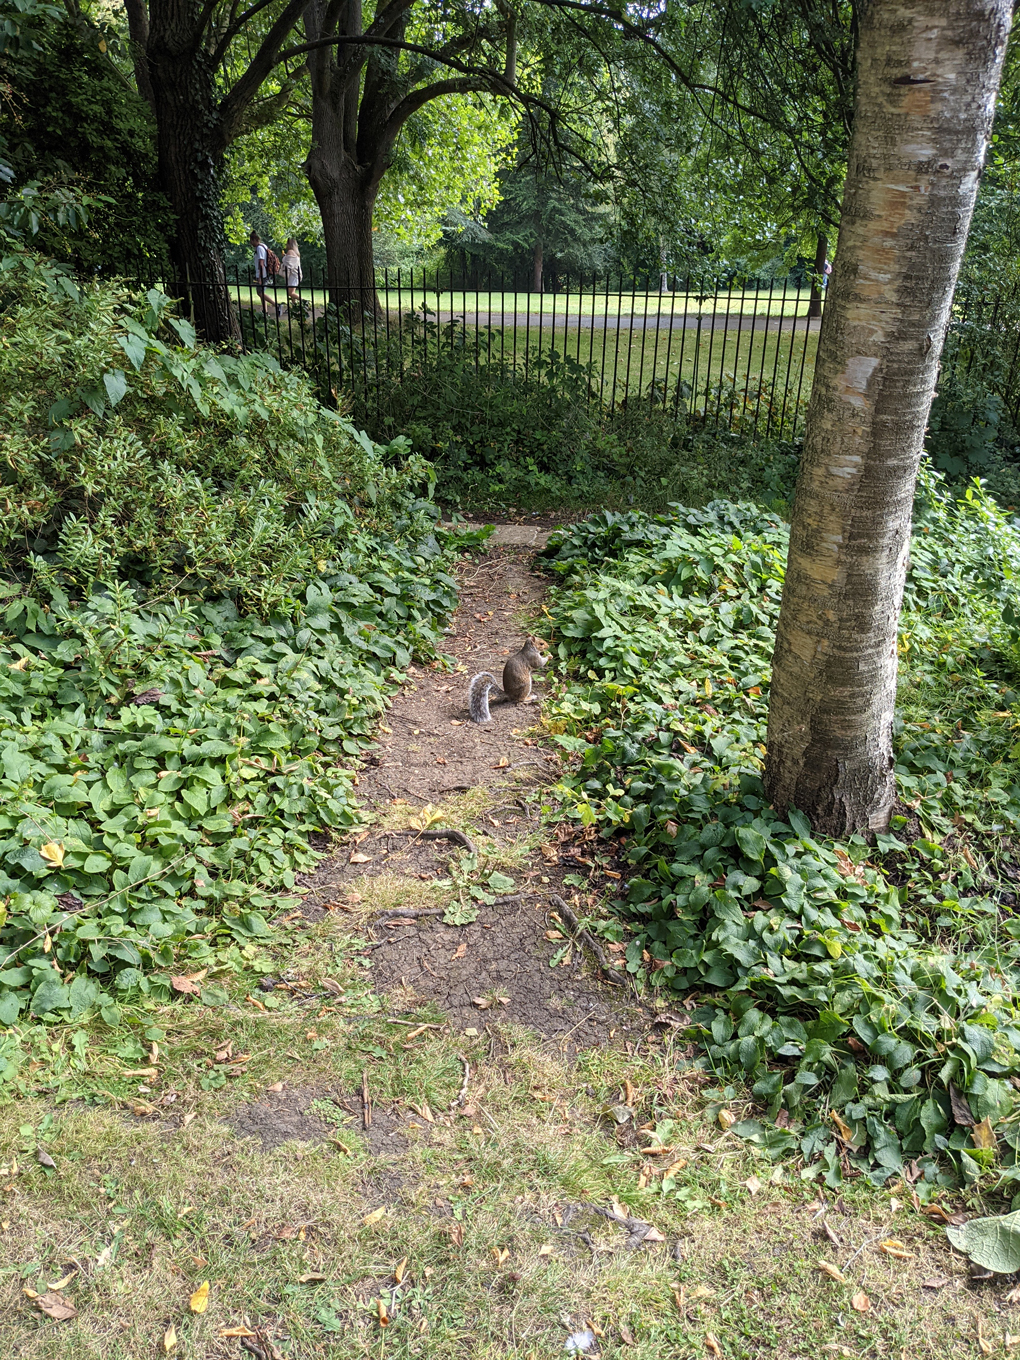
top-left (764, 0), bottom-right (1011, 836)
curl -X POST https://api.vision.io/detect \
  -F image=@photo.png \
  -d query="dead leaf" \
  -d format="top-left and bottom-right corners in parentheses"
top-left (642, 1226), bottom-right (666, 1243)
top-left (36, 1149), bottom-right (55, 1169)
top-left (922, 1275), bottom-right (954, 1290)
top-left (494, 756), bottom-right (509, 768)
top-left (878, 1238), bottom-right (914, 1260)
top-left (972, 1117), bottom-right (997, 1150)
top-left (39, 842), bottom-right (64, 867)
top-left (689, 1285), bottom-right (714, 1301)
top-left (8, 655), bottom-right (28, 671)
top-left (218, 1327), bottom-right (258, 1338)
top-left (831, 1111), bottom-right (855, 1142)
top-left (717, 1108), bottom-right (736, 1130)
top-left (349, 851), bottom-right (371, 864)
top-left (377, 1297), bottom-right (390, 1327)
top-left (297, 1273), bottom-right (326, 1284)
top-left (472, 996), bottom-right (492, 1009)
top-left (922, 1204), bottom-right (952, 1224)
top-left (266, 1081), bottom-right (284, 1092)
top-left (537, 1244), bottom-right (554, 1257)
top-left (35, 1292), bottom-right (76, 1321)
top-left (623, 1079), bottom-right (637, 1107)
top-left (978, 1316), bottom-right (993, 1356)
top-left (662, 1158), bottom-right (688, 1179)
top-left (452, 942), bottom-right (467, 961)
top-left (394, 1257), bottom-right (408, 1284)
top-left (705, 1333), bottom-right (723, 1358)
top-left (189, 1280), bottom-right (210, 1313)
top-left (818, 1260), bottom-right (847, 1283)
top-left (949, 1082), bottom-right (975, 1125)
top-left (743, 1175), bottom-right (762, 1196)
top-left (164, 1322), bottom-right (177, 1352)
top-left (850, 1290), bottom-right (871, 1314)
top-left (170, 975), bottom-right (201, 995)
top-left (492, 1246), bottom-right (510, 1265)
top-left (448, 1222), bottom-right (464, 1246)
top-left (362, 1207), bottom-right (386, 1226)
top-left (46, 1273), bottom-right (75, 1291)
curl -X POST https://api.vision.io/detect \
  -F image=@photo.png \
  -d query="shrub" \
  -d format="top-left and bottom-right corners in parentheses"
top-left (542, 471), bottom-right (1020, 1191)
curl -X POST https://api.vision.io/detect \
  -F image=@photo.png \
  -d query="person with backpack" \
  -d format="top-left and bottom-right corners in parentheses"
top-left (250, 232), bottom-right (282, 317)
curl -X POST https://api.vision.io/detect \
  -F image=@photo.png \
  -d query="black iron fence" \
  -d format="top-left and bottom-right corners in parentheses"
top-left (160, 266), bottom-right (826, 441)
top-left (152, 265), bottom-right (1020, 444)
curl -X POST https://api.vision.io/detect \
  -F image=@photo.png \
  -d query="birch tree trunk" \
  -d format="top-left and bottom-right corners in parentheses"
top-left (764, 0), bottom-right (1011, 836)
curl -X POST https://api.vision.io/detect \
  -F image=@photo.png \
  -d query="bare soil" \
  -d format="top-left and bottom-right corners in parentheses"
top-left (298, 536), bottom-right (651, 1051)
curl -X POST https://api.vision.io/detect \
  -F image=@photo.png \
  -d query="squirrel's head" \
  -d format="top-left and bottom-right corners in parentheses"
top-left (525, 636), bottom-right (549, 666)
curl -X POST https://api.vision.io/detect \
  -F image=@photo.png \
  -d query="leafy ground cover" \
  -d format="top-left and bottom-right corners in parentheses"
top-left (0, 788), bottom-right (999, 1359)
top-left (541, 472), bottom-right (1020, 1197)
top-left (0, 260), bottom-right (468, 1048)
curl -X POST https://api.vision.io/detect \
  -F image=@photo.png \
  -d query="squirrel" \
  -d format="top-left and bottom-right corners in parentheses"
top-left (468, 637), bottom-right (548, 724)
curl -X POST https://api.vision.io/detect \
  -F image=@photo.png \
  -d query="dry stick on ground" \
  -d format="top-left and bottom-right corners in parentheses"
top-left (450, 1053), bottom-right (470, 1110)
top-left (395, 828), bottom-right (478, 855)
top-left (361, 1069), bottom-right (372, 1129)
top-left (373, 894), bottom-right (525, 922)
top-left (549, 893), bottom-right (622, 983)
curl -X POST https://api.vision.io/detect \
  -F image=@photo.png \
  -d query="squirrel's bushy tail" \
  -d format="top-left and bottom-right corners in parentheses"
top-left (468, 672), bottom-right (504, 724)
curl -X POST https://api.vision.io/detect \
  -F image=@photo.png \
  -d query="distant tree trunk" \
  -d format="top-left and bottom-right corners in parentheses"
top-left (806, 232), bottom-right (828, 319)
top-left (764, 0), bottom-right (1010, 836)
top-left (305, 127), bottom-right (380, 317)
top-left (134, 0), bottom-right (239, 343)
top-left (532, 235), bottom-right (544, 293)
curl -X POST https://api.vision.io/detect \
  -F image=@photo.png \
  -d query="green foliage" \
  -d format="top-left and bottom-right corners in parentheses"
top-left (1, 15), bottom-right (170, 272)
top-left (0, 257), bottom-right (461, 1040)
top-left (0, 266), bottom-right (426, 608)
top-left (333, 312), bottom-right (801, 513)
top-left (542, 471), bottom-right (1020, 1189)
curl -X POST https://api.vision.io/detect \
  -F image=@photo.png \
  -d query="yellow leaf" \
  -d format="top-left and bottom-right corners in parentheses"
top-left (163, 1322), bottom-right (177, 1352)
top-left (362, 1207), bottom-right (386, 1226)
top-left (662, 1158), bottom-right (688, 1179)
top-left (818, 1260), bottom-right (847, 1283)
top-left (218, 1328), bottom-right (257, 1338)
top-left (537, 1244), bottom-right (554, 1257)
top-left (98, 37), bottom-right (107, 52)
top-left (972, 1118), bottom-right (997, 1150)
top-left (689, 1285), bottom-right (714, 1300)
top-left (189, 1280), bottom-right (210, 1313)
top-left (492, 1246), bottom-right (510, 1265)
top-left (377, 1297), bottom-right (390, 1326)
top-left (705, 1333), bottom-right (723, 1357)
top-left (831, 1111), bottom-right (855, 1142)
top-left (850, 1290), bottom-right (871, 1313)
top-left (47, 1273), bottom-right (76, 1291)
top-left (394, 1257), bottom-right (408, 1284)
top-left (8, 656), bottom-right (28, 671)
top-left (878, 1238), bottom-right (914, 1260)
top-left (40, 842), bottom-right (64, 867)
top-left (717, 1108), bottom-right (736, 1130)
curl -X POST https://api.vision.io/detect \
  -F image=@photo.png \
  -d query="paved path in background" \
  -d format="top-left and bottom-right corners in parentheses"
top-left (418, 310), bottom-right (822, 336)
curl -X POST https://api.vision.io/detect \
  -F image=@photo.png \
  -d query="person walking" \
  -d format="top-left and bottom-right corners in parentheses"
top-left (281, 238), bottom-right (303, 304)
top-left (250, 231), bottom-right (282, 317)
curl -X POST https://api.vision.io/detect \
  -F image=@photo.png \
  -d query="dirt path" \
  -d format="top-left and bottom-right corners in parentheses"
top-left (299, 531), bottom-right (649, 1050)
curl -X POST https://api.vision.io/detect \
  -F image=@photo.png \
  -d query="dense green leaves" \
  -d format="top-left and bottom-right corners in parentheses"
top-left (543, 473), bottom-right (1020, 1188)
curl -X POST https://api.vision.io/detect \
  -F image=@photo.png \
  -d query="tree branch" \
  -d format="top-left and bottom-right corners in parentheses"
top-left (122, 0), bottom-right (155, 112)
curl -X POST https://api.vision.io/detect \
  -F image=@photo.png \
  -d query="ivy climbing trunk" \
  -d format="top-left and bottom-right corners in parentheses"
top-left (764, 0), bottom-right (1011, 836)
top-left (145, 0), bottom-right (239, 344)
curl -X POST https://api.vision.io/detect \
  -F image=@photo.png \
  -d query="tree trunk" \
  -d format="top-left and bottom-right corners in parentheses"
top-left (806, 231), bottom-right (828, 319)
top-left (146, 0), bottom-right (239, 344)
top-left (307, 147), bottom-right (380, 318)
top-left (764, 0), bottom-right (1010, 837)
top-left (532, 236), bottom-right (544, 294)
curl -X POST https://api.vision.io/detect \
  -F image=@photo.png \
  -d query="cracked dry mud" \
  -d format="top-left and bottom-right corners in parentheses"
top-left (298, 528), bottom-right (651, 1054)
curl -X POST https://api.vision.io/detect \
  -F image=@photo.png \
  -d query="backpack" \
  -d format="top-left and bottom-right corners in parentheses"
top-left (265, 246), bottom-right (282, 278)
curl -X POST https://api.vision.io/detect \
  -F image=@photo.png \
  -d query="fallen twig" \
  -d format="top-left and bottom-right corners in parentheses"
top-left (450, 1053), bottom-right (470, 1110)
top-left (549, 894), bottom-right (621, 983)
top-left (361, 1069), bottom-right (372, 1129)
top-left (397, 827), bottom-right (477, 854)
top-left (373, 893), bottom-right (525, 923)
